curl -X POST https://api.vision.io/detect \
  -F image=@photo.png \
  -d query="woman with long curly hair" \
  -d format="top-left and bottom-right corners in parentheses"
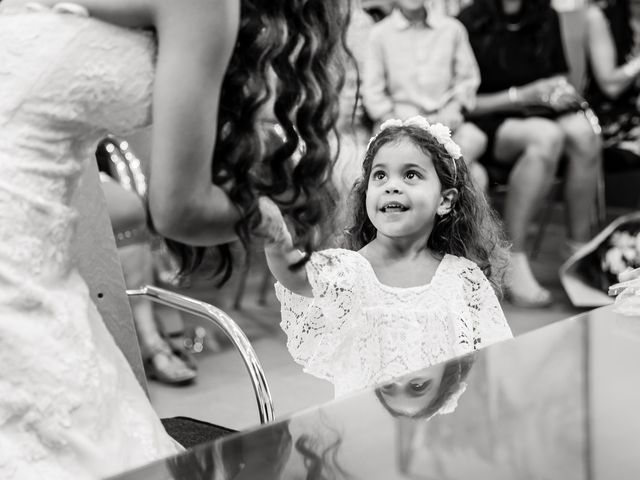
top-left (0, 0), bottom-right (348, 477)
top-left (458, 0), bottom-right (602, 308)
top-left (263, 116), bottom-right (512, 399)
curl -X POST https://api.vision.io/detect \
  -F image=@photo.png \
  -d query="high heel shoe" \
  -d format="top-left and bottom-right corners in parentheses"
top-left (144, 341), bottom-right (197, 386)
top-left (505, 252), bottom-right (553, 308)
top-left (505, 285), bottom-right (553, 308)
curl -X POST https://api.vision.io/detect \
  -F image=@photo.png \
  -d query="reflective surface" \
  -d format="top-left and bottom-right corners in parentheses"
top-left (110, 305), bottom-right (640, 480)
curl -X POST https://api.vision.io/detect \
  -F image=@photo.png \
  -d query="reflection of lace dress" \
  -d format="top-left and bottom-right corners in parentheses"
top-left (276, 249), bottom-right (512, 397)
top-left (0, 7), bottom-right (179, 479)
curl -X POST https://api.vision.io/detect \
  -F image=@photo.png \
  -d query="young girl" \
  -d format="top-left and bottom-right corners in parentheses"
top-left (263, 116), bottom-right (513, 398)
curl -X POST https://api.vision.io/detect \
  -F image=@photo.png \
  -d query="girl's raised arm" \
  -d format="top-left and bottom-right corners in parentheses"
top-left (260, 199), bottom-right (313, 298)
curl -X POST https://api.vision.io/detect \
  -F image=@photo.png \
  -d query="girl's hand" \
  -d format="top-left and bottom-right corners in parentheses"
top-left (256, 197), bottom-right (293, 251)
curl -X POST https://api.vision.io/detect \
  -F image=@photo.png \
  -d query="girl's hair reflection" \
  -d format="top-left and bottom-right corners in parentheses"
top-left (375, 354), bottom-right (475, 419)
top-left (374, 355), bottom-right (475, 476)
top-left (166, 420), bottom-right (350, 480)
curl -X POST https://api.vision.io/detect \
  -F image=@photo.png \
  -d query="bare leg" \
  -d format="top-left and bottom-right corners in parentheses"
top-left (493, 118), bottom-right (565, 306)
top-left (453, 122), bottom-right (489, 192)
top-left (119, 242), bottom-right (196, 385)
top-left (556, 111), bottom-right (602, 244)
top-left (495, 118), bottom-right (565, 251)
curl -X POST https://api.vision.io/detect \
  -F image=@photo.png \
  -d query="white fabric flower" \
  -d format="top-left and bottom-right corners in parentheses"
top-left (444, 141), bottom-right (462, 160)
top-left (379, 118), bottom-right (403, 131)
top-left (403, 115), bottom-right (431, 130)
top-left (366, 115), bottom-right (464, 161)
top-left (427, 122), bottom-right (452, 144)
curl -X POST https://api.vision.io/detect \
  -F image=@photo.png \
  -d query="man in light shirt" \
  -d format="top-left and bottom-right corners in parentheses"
top-left (362, 0), bottom-right (488, 190)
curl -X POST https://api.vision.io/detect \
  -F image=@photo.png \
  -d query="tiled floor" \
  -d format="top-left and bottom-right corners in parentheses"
top-left (147, 207), bottom-right (601, 431)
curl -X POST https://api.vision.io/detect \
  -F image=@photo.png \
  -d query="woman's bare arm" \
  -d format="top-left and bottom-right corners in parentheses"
top-left (586, 5), bottom-right (640, 100)
top-left (148, 0), bottom-right (243, 245)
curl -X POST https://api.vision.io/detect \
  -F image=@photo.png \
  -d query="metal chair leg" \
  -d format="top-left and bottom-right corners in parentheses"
top-left (595, 164), bottom-right (607, 229)
top-left (529, 181), bottom-right (561, 260)
top-left (127, 285), bottom-right (275, 425)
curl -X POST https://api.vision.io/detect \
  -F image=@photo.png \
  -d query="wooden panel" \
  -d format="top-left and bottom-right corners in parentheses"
top-left (70, 159), bottom-right (148, 391)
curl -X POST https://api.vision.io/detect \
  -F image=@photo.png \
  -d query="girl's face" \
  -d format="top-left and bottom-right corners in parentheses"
top-left (378, 363), bottom-right (446, 417)
top-left (365, 138), bottom-right (454, 242)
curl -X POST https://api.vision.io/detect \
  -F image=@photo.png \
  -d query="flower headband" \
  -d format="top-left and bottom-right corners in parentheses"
top-left (367, 115), bottom-right (462, 180)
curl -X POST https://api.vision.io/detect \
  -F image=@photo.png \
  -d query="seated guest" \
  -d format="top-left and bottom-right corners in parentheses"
top-left (361, 0), bottom-right (489, 192)
top-left (458, 0), bottom-right (602, 308)
top-left (99, 169), bottom-right (197, 386)
top-left (331, 0), bottom-right (375, 237)
top-left (585, 0), bottom-right (640, 159)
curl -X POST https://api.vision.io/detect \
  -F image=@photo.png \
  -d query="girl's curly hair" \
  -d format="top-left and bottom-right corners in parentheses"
top-left (343, 125), bottom-right (510, 291)
top-left (164, 0), bottom-right (349, 284)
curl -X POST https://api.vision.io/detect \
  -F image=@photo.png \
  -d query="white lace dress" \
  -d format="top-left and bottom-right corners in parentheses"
top-left (0, 5), bottom-right (179, 479)
top-left (276, 248), bottom-right (513, 397)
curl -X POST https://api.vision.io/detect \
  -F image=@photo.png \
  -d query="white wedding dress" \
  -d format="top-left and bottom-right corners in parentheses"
top-left (0, 5), bottom-right (180, 479)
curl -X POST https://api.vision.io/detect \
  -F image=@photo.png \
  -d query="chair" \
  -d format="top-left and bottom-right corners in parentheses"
top-left (73, 138), bottom-right (275, 448)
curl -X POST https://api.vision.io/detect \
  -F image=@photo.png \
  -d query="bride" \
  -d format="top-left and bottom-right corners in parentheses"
top-left (0, 0), bottom-right (346, 477)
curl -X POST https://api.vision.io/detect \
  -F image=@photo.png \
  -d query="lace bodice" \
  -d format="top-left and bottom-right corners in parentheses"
top-left (276, 249), bottom-right (512, 397)
top-left (0, 6), bottom-right (177, 479)
top-left (0, 6), bottom-right (155, 280)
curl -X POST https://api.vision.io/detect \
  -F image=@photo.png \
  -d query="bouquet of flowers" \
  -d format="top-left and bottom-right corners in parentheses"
top-left (560, 212), bottom-right (640, 307)
top-left (600, 230), bottom-right (640, 285)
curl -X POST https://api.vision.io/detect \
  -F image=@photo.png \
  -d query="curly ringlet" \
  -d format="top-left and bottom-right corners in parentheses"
top-left (343, 124), bottom-right (510, 292)
top-left (163, 0), bottom-right (349, 283)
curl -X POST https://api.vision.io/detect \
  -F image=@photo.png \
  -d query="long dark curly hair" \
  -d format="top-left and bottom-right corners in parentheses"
top-left (343, 125), bottom-right (509, 290)
top-left (164, 0), bottom-right (350, 283)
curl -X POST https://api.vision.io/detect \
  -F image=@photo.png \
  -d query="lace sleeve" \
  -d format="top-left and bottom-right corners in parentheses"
top-left (275, 249), bottom-right (360, 382)
top-left (463, 263), bottom-right (513, 350)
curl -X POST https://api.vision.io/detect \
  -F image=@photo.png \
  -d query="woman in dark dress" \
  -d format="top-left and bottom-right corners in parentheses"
top-left (458, 0), bottom-right (601, 308)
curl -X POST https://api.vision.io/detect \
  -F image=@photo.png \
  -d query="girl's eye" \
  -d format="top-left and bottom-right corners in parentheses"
top-left (372, 171), bottom-right (386, 181)
top-left (405, 170), bottom-right (421, 180)
top-left (409, 380), bottom-right (431, 393)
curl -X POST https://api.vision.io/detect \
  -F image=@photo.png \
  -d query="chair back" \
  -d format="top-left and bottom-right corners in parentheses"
top-left (70, 158), bottom-right (148, 390)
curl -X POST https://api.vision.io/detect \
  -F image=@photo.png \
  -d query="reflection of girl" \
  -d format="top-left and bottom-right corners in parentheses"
top-left (263, 116), bottom-right (512, 398)
top-left (375, 354), bottom-right (474, 419)
top-left (375, 354), bottom-right (474, 476)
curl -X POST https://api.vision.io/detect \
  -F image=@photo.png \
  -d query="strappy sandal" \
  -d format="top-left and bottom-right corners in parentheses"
top-left (144, 341), bottom-right (197, 386)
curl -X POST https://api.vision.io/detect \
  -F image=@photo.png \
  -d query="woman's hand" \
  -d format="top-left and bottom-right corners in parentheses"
top-left (255, 197), bottom-right (294, 251)
top-left (518, 77), bottom-right (582, 111)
